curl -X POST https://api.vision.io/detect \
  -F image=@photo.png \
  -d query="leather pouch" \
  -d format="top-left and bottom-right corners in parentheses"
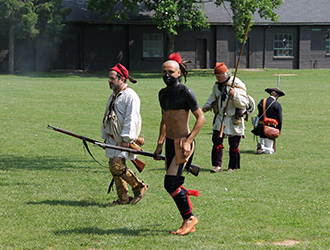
top-left (263, 125), bottom-right (279, 139)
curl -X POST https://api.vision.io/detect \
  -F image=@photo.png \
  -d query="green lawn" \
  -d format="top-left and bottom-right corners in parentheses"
top-left (1, 69), bottom-right (330, 249)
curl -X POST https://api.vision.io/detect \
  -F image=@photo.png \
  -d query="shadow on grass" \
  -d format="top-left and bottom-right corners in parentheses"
top-left (0, 154), bottom-right (107, 171)
top-left (240, 149), bottom-right (258, 155)
top-left (26, 199), bottom-right (106, 207)
top-left (53, 226), bottom-right (167, 236)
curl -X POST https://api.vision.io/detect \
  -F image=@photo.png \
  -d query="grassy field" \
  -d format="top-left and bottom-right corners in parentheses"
top-left (1, 68), bottom-right (330, 249)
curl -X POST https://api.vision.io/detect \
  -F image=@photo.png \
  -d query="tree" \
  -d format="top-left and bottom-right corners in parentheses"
top-left (143, 0), bottom-right (209, 57)
top-left (87, 0), bottom-right (209, 58)
top-left (0, 0), bottom-right (71, 73)
top-left (87, 0), bottom-right (283, 58)
top-left (215, 0), bottom-right (283, 41)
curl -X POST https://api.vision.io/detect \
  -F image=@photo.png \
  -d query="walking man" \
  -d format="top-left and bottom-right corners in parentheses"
top-left (202, 62), bottom-right (250, 172)
top-left (154, 53), bottom-right (205, 235)
top-left (102, 63), bottom-right (148, 206)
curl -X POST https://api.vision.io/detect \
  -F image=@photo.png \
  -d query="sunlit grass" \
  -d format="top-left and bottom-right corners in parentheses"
top-left (1, 69), bottom-right (330, 249)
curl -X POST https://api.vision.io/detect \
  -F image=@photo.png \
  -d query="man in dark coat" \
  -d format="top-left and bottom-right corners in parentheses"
top-left (252, 87), bottom-right (285, 154)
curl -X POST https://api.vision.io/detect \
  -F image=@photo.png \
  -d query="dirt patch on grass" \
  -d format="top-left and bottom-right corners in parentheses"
top-left (273, 240), bottom-right (300, 246)
top-left (240, 69), bottom-right (265, 71)
top-left (256, 239), bottom-right (300, 246)
top-left (273, 74), bottom-right (298, 76)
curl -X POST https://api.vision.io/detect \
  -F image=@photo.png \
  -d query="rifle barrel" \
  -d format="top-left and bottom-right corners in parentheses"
top-left (94, 142), bottom-right (165, 159)
top-left (48, 125), bottom-right (98, 144)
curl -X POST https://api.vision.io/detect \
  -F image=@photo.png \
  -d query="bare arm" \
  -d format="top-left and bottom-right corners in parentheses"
top-left (183, 108), bottom-right (205, 156)
top-left (154, 117), bottom-right (166, 160)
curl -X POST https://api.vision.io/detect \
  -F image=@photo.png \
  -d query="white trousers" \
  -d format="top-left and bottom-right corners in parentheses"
top-left (260, 137), bottom-right (275, 154)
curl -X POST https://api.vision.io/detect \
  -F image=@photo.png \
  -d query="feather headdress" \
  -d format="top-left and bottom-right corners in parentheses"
top-left (169, 52), bottom-right (182, 64)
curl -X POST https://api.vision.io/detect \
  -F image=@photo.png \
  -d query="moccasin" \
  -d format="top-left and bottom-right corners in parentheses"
top-left (210, 166), bottom-right (222, 173)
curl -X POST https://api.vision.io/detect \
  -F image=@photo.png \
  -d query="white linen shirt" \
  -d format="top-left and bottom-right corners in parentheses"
top-left (101, 85), bottom-right (141, 159)
top-left (204, 76), bottom-right (249, 136)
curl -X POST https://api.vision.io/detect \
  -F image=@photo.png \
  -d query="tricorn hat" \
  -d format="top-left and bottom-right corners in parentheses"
top-left (265, 87), bottom-right (285, 97)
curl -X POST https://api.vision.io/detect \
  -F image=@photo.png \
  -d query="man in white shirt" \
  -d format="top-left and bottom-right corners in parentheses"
top-left (203, 62), bottom-right (249, 172)
top-left (102, 63), bottom-right (148, 206)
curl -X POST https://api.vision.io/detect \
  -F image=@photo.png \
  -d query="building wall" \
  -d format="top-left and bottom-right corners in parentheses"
top-left (264, 26), bottom-right (299, 69)
top-left (299, 26), bottom-right (312, 69)
top-left (215, 26), bottom-right (233, 67)
top-left (309, 26), bottom-right (330, 69)
top-left (174, 26), bottom-right (216, 69)
top-left (2, 22), bottom-right (330, 72)
top-left (128, 25), bottom-right (216, 71)
top-left (57, 23), bottom-right (130, 71)
top-left (249, 26), bottom-right (266, 68)
top-left (128, 25), bottom-right (164, 71)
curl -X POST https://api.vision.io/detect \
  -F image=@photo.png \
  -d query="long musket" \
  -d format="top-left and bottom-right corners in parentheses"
top-left (219, 19), bottom-right (251, 138)
top-left (48, 125), bottom-right (145, 172)
top-left (48, 125), bottom-right (200, 176)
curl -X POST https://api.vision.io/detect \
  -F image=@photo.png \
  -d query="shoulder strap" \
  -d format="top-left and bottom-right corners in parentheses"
top-left (109, 86), bottom-right (130, 110)
top-left (225, 82), bottom-right (246, 92)
top-left (263, 98), bottom-right (267, 118)
top-left (225, 82), bottom-right (250, 100)
top-left (260, 98), bottom-right (276, 119)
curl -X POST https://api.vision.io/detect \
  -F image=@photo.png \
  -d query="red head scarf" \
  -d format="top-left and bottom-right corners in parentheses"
top-left (110, 63), bottom-right (137, 83)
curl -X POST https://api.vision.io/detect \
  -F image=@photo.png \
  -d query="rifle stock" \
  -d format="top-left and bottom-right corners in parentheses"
top-left (48, 125), bottom-right (146, 172)
top-left (131, 158), bottom-right (145, 173)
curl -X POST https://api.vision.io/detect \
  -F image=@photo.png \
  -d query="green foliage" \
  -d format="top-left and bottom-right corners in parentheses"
top-left (88, 0), bottom-right (209, 36)
top-left (87, 0), bottom-right (282, 40)
top-left (18, 0), bottom-right (39, 39)
top-left (1, 69), bottom-right (330, 248)
top-left (215, 0), bottom-right (283, 41)
top-left (0, 0), bottom-right (71, 40)
top-left (0, 0), bottom-right (21, 17)
top-left (87, 0), bottom-right (282, 55)
top-left (144, 0), bottom-right (209, 35)
top-left (35, 0), bottom-right (72, 40)
top-left (87, 0), bottom-right (209, 56)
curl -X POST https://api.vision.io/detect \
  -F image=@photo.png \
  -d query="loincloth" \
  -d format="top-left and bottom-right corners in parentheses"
top-left (165, 136), bottom-right (195, 175)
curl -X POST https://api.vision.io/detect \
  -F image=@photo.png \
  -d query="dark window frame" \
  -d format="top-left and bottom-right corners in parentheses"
top-left (273, 33), bottom-right (294, 57)
top-left (143, 33), bottom-right (164, 58)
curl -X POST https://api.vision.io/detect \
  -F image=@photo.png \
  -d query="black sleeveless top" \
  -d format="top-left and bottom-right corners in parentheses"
top-left (159, 81), bottom-right (199, 112)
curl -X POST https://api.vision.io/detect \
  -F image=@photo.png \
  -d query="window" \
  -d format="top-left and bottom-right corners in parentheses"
top-left (97, 25), bottom-right (109, 31)
top-left (326, 34), bottom-right (330, 54)
top-left (113, 25), bottom-right (124, 31)
top-left (312, 26), bottom-right (323, 31)
top-left (143, 33), bottom-right (164, 58)
top-left (237, 40), bottom-right (247, 53)
top-left (273, 33), bottom-right (293, 56)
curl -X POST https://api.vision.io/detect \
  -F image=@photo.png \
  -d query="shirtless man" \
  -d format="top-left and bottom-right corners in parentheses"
top-left (154, 57), bottom-right (205, 235)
